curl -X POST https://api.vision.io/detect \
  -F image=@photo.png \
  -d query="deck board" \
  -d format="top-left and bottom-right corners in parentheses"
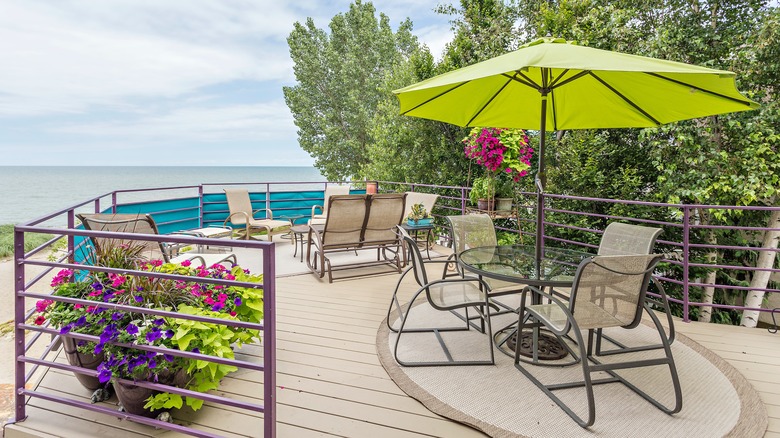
top-left (6, 260), bottom-right (779, 437)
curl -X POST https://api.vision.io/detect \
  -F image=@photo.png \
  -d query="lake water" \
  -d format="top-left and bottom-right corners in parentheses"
top-left (0, 166), bottom-right (325, 225)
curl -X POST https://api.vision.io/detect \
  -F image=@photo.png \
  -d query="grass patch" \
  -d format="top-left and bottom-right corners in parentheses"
top-left (0, 224), bottom-right (55, 260)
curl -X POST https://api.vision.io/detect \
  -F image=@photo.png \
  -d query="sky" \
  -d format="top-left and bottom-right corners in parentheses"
top-left (0, 1), bottom-right (454, 166)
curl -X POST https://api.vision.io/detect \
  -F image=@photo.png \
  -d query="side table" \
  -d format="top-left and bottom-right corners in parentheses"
top-left (277, 215), bottom-right (305, 240)
top-left (400, 222), bottom-right (435, 260)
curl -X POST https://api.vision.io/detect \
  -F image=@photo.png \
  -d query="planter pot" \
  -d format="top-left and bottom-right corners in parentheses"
top-left (495, 197), bottom-right (513, 214)
top-left (477, 198), bottom-right (494, 213)
top-left (114, 380), bottom-right (160, 418)
top-left (407, 218), bottom-right (433, 227)
top-left (62, 335), bottom-right (104, 390)
top-left (114, 370), bottom-right (189, 418)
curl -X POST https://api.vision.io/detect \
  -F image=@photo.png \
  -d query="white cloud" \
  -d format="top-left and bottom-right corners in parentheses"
top-left (0, 0), bottom-right (454, 166)
top-left (55, 100), bottom-right (296, 144)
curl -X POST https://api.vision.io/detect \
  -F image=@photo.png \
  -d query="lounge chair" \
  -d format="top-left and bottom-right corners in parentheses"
top-left (514, 254), bottom-right (681, 427)
top-left (77, 213), bottom-right (237, 267)
top-left (223, 188), bottom-right (290, 241)
top-left (310, 184), bottom-right (351, 224)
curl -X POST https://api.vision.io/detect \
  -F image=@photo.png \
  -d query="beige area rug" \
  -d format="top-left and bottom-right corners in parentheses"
top-left (377, 300), bottom-right (767, 438)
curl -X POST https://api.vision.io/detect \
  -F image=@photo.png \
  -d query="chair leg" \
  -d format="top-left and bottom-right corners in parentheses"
top-left (394, 293), bottom-right (495, 367)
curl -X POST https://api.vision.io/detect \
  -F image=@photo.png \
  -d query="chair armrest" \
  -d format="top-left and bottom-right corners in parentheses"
top-left (311, 205), bottom-right (324, 217)
top-left (519, 286), bottom-right (574, 336)
top-left (248, 208), bottom-right (275, 220)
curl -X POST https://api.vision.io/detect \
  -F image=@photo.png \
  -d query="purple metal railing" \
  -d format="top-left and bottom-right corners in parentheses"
top-left (383, 181), bottom-right (780, 323)
top-left (11, 179), bottom-right (780, 436)
top-left (13, 198), bottom-right (277, 436)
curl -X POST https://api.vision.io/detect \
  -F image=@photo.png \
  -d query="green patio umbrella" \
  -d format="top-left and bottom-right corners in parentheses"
top-left (393, 37), bottom-right (758, 263)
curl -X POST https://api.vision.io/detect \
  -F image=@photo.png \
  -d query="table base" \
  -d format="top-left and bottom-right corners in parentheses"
top-left (498, 329), bottom-right (569, 361)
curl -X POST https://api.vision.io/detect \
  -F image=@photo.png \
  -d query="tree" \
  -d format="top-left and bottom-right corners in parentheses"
top-left (284, 1), bottom-right (414, 180)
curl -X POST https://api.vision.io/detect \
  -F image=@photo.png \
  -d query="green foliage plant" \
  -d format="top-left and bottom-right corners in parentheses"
top-left (35, 250), bottom-right (264, 413)
top-left (406, 203), bottom-right (432, 223)
top-left (468, 175), bottom-right (498, 204)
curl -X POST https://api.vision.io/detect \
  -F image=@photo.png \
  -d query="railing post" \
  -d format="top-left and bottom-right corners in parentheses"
top-left (682, 206), bottom-right (691, 322)
top-left (94, 198), bottom-right (100, 214)
top-left (111, 192), bottom-right (118, 214)
top-left (263, 243), bottom-right (277, 437)
top-left (461, 187), bottom-right (467, 215)
top-left (13, 227), bottom-right (26, 423)
top-left (67, 210), bottom-right (75, 262)
top-left (198, 185), bottom-right (204, 228)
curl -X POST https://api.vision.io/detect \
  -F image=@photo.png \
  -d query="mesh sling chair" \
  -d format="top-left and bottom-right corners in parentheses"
top-left (223, 188), bottom-right (291, 241)
top-left (445, 215), bottom-right (527, 332)
top-left (310, 184), bottom-right (351, 225)
top-left (390, 227), bottom-right (496, 367)
top-left (594, 222), bottom-right (677, 354)
top-left (77, 213), bottom-right (237, 267)
top-left (514, 254), bottom-right (682, 428)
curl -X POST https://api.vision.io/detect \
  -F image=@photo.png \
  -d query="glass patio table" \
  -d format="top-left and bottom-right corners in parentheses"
top-left (458, 244), bottom-right (593, 360)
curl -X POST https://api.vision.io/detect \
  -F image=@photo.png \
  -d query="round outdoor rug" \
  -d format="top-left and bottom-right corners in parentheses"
top-left (377, 303), bottom-right (767, 438)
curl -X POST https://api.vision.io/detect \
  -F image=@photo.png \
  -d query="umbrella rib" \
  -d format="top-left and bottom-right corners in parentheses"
top-left (399, 81), bottom-right (470, 116)
top-left (503, 72), bottom-right (540, 90)
top-left (465, 76), bottom-right (514, 126)
top-left (551, 70), bottom-right (591, 89)
top-left (644, 72), bottom-right (756, 107)
top-left (588, 72), bottom-right (661, 125)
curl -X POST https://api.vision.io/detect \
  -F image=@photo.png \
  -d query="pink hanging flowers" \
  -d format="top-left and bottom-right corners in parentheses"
top-left (463, 127), bottom-right (533, 182)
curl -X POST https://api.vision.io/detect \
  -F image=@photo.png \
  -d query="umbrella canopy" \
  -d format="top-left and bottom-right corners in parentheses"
top-left (394, 37), bottom-right (757, 130)
top-left (393, 37), bottom-right (758, 263)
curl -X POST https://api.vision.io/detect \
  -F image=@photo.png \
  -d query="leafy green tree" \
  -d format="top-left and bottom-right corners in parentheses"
top-left (284, 1), bottom-right (416, 180)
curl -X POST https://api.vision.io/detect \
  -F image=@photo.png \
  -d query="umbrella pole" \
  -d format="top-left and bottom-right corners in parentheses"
top-left (535, 93), bottom-right (548, 270)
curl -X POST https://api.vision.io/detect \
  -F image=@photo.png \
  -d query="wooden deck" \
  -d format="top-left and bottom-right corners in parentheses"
top-left (5, 247), bottom-right (780, 437)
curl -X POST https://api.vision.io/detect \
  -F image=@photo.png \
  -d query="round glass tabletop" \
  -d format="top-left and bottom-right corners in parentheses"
top-left (458, 244), bottom-right (593, 287)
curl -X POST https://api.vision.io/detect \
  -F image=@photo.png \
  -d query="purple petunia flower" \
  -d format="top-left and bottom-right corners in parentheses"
top-left (153, 318), bottom-right (164, 327)
top-left (165, 329), bottom-right (174, 339)
top-left (163, 354), bottom-right (174, 362)
top-left (134, 295), bottom-right (143, 303)
top-left (60, 324), bottom-right (73, 335)
top-left (145, 328), bottom-right (162, 343)
top-left (126, 324), bottom-right (139, 335)
top-left (234, 297), bottom-right (242, 306)
top-left (96, 363), bottom-right (112, 384)
top-left (75, 316), bottom-right (87, 327)
top-left (111, 312), bottom-right (123, 321)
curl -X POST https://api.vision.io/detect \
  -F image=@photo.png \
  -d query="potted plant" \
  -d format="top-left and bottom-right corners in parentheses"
top-left (35, 252), bottom-right (263, 419)
top-left (463, 127), bottom-right (534, 213)
top-left (495, 177), bottom-right (515, 214)
top-left (468, 175), bottom-right (497, 212)
top-left (406, 203), bottom-right (433, 226)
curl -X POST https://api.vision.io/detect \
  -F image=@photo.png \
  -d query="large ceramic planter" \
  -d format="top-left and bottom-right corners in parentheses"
top-left (114, 369), bottom-right (189, 418)
top-left (62, 335), bottom-right (104, 390)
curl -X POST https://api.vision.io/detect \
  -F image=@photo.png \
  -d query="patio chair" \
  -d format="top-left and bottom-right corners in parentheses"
top-left (594, 222), bottom-right (676, 353)
top-left (446, 214), bottom-right (525, 307)
top-left (307, 194), bottom-right (369, 282)
top-left (403, 192), bottom-right (439, 219)
top-left (223, 188), bottom-right (290, 241)
top-left (391, 227), bottom-right (495, 367)
top-left (514, 254), bottom-right (682, 428)
top-left (77, 213), bottom-right (237, 267)
top-left (310, 184), bottom-right (351, 224)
